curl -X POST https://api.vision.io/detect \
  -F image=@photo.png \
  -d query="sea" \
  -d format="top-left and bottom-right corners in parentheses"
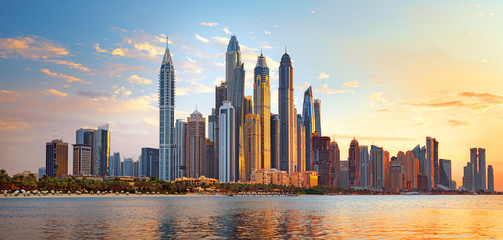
top-left (0, 195), bottom-right (502, 239)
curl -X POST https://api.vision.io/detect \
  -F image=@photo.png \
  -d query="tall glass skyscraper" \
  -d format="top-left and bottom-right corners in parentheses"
top-left (302, 87), bottom-right (314, 171)
top-left (226, 36), bottom-right (245, 180)
top-left (313, 99), bottom-right (322, 136)
top-left (348, 138), bottom-right (361, 187)
top-left (254, 53), bottom-right (271, 171)
top-left (219, 101), bottom-right (235, 183)
top-left (360, 145), bottom-right (370, 187)
top-left (159, 37), bottom-right (176, 181)
top-left (279, 52), bottom-right (297, 174)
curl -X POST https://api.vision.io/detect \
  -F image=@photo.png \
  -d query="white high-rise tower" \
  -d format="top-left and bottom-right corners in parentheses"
top-left (159, 38), bottom-right (176, 181)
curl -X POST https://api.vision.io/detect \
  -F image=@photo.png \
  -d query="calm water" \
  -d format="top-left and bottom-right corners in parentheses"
top-left (0, 195), bottom-right (502, 239)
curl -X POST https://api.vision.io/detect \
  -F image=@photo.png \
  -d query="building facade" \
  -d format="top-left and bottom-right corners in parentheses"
top-left (302, 87), bottom-right (314, 171)
top-left (313, 99), bottom-right (322, 136)
top-left (219, 101), bottom-right (235, 183)
top-left (312, 136), bottom-right (332, 186)
top-left (186, 110), bottom-right (206, 178)
top-left (254, 53), bottom-right (271, 171)
top-left (46, 139), bottom-right (68, 179)
top-left (141, 148), bottom-right (159, 178)
top-left (174, 119), bottom-right (187, 178)
top-left (73, 144), bottom-right (92, 176)
top-left (244, 113), bottom-right (261, 182)
top-left (279, 52), bottom-right (297, 174)
top-left (270, 114), bottom-right (280, 169)
top-left (348, 138), bottom-right (361, 187)
top-left (360, 145), bottom-right (370, 187)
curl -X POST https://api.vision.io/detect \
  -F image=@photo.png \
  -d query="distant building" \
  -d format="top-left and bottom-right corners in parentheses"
top-left (296, 114), bottom-right (306, 173)
top-left (133, 160), bottom-right (139, 177)
top-left (463, 162), bottom-right (474, 192)
top-left (219, 101), bottom-right (235, 183)
top-left (302, 87), bottom-right (314, 171)
top-left (186, 109), bottom-right (206, 178)
top-left (439, 159), bottom-right (452, 189)
top-left (313, 99), bottom-right (322, 136)
top-left (471, 148), bottom-right (486, 191)
top-left (73, 144), bottom-right (92, 176)
top-left (174, 119), bottom-right (187, 178)
top-left (111, 152), bottom-right (121, 176)
top-left (425, 137), bottom-right (437, 190)
top-left (205, 139), bottom-right (216, 179)
top-left (92, 124), bottom-right (111, 176)
top-left (270, 114), bottom-right (280, 169)
top-left (348, 138), bottom-right (361, 187)
top-left (46, 139), bottom-right (68, 179)
top-left (405, 151), bottom-right (419, 189)
top-left (208, 109), bottom-right (216, 143)
top-left (38, 167), bottom-right (46, 179)
top-left (417, 175), bottom-right (428, 191)
top-left (390, 162), bottom-right (403, 193)
top-left (330, 141), bottom-right (340, 187)
top-left (243, 96), bottom-right (253, 119)
top-left (290, 172), bottom-right (303, 188)
top-left (360, 145), bottom-right (370, 187)
top-left (123, 158), bottom-right (133, 177)
top-left (214, 81), bottom-right (228, 183)
top-left (141, 148), bottom-right (159, 178)
top-left (76, 128), bottom-right (94, 145)
top-left (340, 161), bottom-right (349, 188)
top-left (312, 136), bottom-right (332, 186)
top-left (244, 113), bottom-right (261, 182)
top-left (487, 165), bottom-right (494, 192)
top-left (370, 145), bottom-right (384, 190)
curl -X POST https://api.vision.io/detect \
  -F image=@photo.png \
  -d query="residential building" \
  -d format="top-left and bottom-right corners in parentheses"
top-left (46, 139), bottom-right (68, 179)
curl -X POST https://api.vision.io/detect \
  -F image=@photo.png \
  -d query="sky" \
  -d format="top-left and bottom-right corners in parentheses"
top-left (0, 1), bottom-right (502, 190)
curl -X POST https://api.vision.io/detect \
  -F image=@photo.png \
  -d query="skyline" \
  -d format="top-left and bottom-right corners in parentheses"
top-left (1, 1), bottom-right (502, 190)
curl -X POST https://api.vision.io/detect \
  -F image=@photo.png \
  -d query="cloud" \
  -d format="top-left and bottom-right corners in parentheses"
top-left (0, 90), bottom-right (21, 102)
top-left (317, 72), bottom-right (330, 79)
top-left (0, 35), bottom-right (69, 60)
top-left (369, 92), bottom-right (387, 103)
top-left (111, 27), bottom-right (128, 32)
top-left (448, 120), bottom-right (470, 127)
top-left (44, 89), bottom-right (67, 97)
top-left (42, 60), bottom-right (90, 72)
top-left (190, 82), bottom-right (213, 93)
top-left (199, 22), bottom-right (219, 27)
top-left (261, 44), bottom-right (273, 49)
top-left (133, 41), bottom-right (164, 56)
top-left (317, 83), bottom-right (351, 95)
top-left (263, 30), bottom-right (271, 35)
top-left (272, 24), bottom-right (278, 28)
top-left (40, 68), bottom-right (88, 84)
top-left (77, 90), bottom-right (111, 99)
top-left (223, 27), bottom-right (232, 35)
top-left (342, 81), bottom-right (359, 88)
top-left (126, 75), bottom-right (153, 85)
top-left (194, 34), bottom-right (210, 43)
top-left (377, 109), bottom-right (390, 112)
top-left (295, 82), bottom-right (309, 90)
top-left (100, 62), bottom-right (153, 77)
top-left (94, 43), bottom-right (109, 53)
top-left (112, 48), bottom-right (127, 56)
top-left (113, 86), bottom-right (132, 98)
top-left (458, 91), bottom-right (503, 105)
top-left (311, 10), bottom-right (316, 14)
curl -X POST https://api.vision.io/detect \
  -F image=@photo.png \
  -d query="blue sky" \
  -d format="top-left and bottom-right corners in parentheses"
top-left (1, 1), bottom-right (503, 189)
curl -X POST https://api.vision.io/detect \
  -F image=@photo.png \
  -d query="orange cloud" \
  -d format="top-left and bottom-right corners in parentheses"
top-left (342, 81), bottom-right (359, 88)
top-left (44, 89), bottom-right (67, 97)
top-left (0, 35), bottom-right (69, 59)
top-left (42, 59), bottom-right (90, 72)
top-left (448, 120), bottom-right (470, 127)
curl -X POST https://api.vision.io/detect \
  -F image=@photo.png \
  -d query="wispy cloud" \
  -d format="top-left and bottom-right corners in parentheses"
top-left (295, 82), bottom-right (309, 90)
top-left (448, 119), bottom-right (470, 127)
top-left (198, 22), bottom-right (219, 27)
top-left (342, 81), bottom-right (359, 88)
top-left (42, 59), bottom-right (90, 72)
top-left (94, 43), bottom-right (109, 53)
top-left (194, 34), bottom-right (210, 43)
top-left (317, 83), bottom-right (351, 95)
top-left (263, 30), bottom-right (271, 35)
top-left (317, 72), bottom-right (330, 79)
top-left (223, 27), bottom-right (232, 35)
top-left (126, 75), bottom-right (152, 85)
top-left (44, 89), bottom-right (67, 97)
top-left (113, 86), bottom-right (132, 98)
top-left (40, 68), bottom-right (89, 84)
top-left (369, 92), bottom-right (387, 103)
top-left (77, 90), bottom-right (111, 99)
top-left (0, 35), bottom-right (69, 60)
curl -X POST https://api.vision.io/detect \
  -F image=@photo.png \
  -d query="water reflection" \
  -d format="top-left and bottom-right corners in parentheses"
top-left (0, 195), bottom-right (502, 239)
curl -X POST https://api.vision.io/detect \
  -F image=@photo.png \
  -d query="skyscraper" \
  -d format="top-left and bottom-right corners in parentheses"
top-left (91, 124), bottom-right (110, 176)
top-left (348, 138), bottom-right (361, 187)
top-left (312, 136), bottom-right (332, 186)
top-left (205, 139), bottom-right (216, 178)
top-left (487, 165), bottom-right (494, 192)
top-left (270, 114), bottom-right (280, 169)
top-left (405, 151), bottom-right (419, 189)
top-left (73, 144), bottom-right (91, 176)
top-left (439, 159), bottom-right (451, 189)
top-left (219, 101), bottom-right (235, 183)
top-left (371, 145), bottom-right (384, 190)
top-left (254, 53), bottom-right (271, 170)
top-left (186, 109), bottom-right (206, 178)
top-left (46, 139), bottom-right (68, 179)
top-left (279, 52), bottom-right (297, 174)
top-left (463, 162), bottom-right (474, 192)
top-left (360, 145), bottom-right (370, 187)
top-left (174, 119), bottom-right (187, 178)
top-left (243, 96), bottom-right (253, 117)
top-left (226, 36), bottom-right (245, 180)
top-left (313, 99), bottom-right (322, 136)
top-left (302, 87), bottom-right (314, 171)
top-left (297, 114), bottom-right (306, 173)
top-left (330, 141), bottom-right (340, 187)
top-left (76, 128), bottom-right (94, 145)
top-left (208, 109), bottom-right (216, 143)
top-left (159, 37), bottom-right (176, 181)
top-left (123, 158), bottom-right (133, 177)
top-left (214, 82), bottom-right (228, 179)
top-left (141, 148), bottom-right (159, 178)
top-left (133, 160), bottom-right (139, 178)
top-left (425, 137), bottom-right (437, 190)
top-left (244, 113), bottom-right (261, 182)
top-left (112, 152), bottom-right (121, 176)
top-left (478, 148), bottom-right (486, 191)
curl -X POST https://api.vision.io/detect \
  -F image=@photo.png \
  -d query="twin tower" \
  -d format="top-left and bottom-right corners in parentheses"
top-left (159, 36), bottom-right (321, 182)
